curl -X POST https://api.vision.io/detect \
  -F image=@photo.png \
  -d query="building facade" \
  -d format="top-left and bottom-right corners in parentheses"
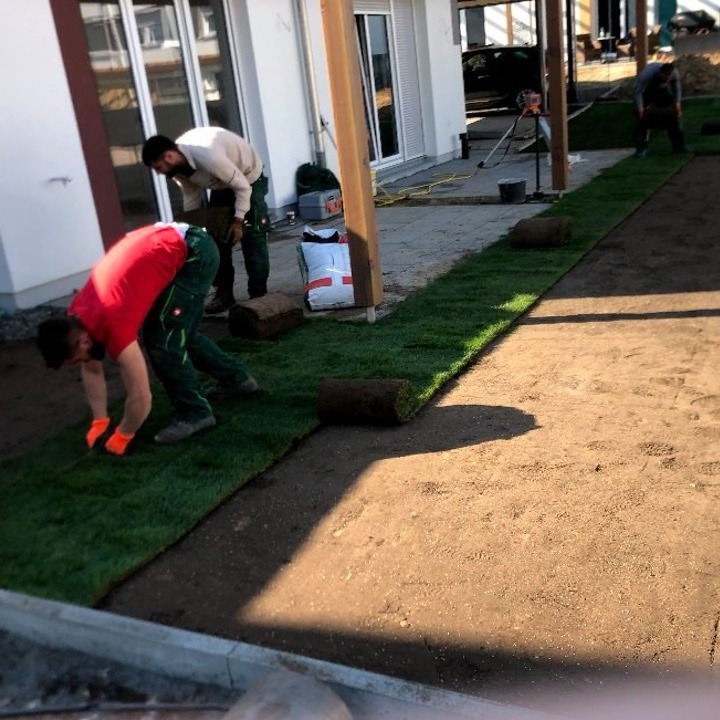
top-left (0, 0), bottom-right (466, 311)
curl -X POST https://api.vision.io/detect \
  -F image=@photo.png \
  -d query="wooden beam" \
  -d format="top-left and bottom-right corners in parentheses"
top-left (320, 0), bottom-right (383, 310)
top-left (544, 0), bottom-right (569, 190)
top-left (636, 0), bottom-right (649, 72)
top-left (505, 4), bottom-right (514, 44)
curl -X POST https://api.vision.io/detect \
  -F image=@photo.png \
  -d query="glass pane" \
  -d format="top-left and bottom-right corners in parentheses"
top-left (188, 0), bottom-right (242, 132)
top-left (367, 15), bottom-right (398, 159)
top-left (355, 15), bottom-right (378, 163)
top-left (80, 1), bottom-right (159, 229)
top-left (133, 1), bottom-right (194, 215)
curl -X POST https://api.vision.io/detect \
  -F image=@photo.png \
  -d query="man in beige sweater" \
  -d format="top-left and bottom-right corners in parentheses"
top-left (142, 127), bottom-right (270, 313)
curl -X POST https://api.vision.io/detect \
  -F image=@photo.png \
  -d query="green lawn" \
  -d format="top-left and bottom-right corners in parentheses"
top-left (2, 99), bottom-right (719, 606)
top-left (531, 96), bottom-right (720, 153)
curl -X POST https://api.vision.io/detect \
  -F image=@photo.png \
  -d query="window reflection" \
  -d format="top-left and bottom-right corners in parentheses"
top-left (355, 14), bottom-right (399, 164)
top-left (80, 1), bottom-right (158, 229)
top-left (367, 15), bottom-right (399, 159)
top-left (80, 0), bottom-right (243, 228)
top-left (189, 0), bottom-right (242, 132)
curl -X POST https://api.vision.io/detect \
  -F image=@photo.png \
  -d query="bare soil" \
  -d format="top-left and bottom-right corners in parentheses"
top-left (5, 158), bottom-right (720, 712)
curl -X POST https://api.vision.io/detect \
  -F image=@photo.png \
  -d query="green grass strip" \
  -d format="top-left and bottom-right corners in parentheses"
top-left (526, 97), bottom-right (720, 154)
top-left (1, 100), bottom-right (716, 606)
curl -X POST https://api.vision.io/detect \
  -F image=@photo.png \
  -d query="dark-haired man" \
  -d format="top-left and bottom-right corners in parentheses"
top-left (37, 223), bottom-right (257, 453)
top-left (142, 127), bottom-right (270, 313)
top-left (633, 61), bottom-right (690, 158)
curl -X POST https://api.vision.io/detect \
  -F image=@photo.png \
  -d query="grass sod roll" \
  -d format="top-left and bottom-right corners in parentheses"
top-left (317, 378), bottom-right (414, 425)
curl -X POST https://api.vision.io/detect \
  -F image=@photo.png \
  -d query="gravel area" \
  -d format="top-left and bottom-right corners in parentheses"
top-left (0, 630), bottom-right (238, 713)
top-left (0, 306), bottom-right (66, 346)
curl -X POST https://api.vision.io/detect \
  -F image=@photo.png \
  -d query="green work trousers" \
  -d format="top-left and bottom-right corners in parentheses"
top-left (142, 226), bottom-right (252, 422)
top-left (209, 174), bottom-right (270, 298)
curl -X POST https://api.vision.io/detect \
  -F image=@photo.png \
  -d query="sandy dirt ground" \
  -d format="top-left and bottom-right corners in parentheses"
top-left (90, 157), bottom-right (720, 710)
top-left (4, 158), bottom-right (720, 714)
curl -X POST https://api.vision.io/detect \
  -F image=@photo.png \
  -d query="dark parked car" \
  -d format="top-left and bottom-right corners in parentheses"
top-left (668, 9), bottom-right (716, 36)
top-left (462, 45), bottom-right (542, 113)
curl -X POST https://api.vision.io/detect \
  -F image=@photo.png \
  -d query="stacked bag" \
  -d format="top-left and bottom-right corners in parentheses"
top-left (297, 227), bottom-right (355, 311)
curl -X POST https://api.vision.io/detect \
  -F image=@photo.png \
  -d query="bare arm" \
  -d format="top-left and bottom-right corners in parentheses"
top-left (115, 341), bottom-right (153, 435)
top-left (81, 359), bottom-right (108, 419)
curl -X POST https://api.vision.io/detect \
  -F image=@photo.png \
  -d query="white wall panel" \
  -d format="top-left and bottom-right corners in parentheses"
top-left (393, 0), bottom-right (425, 160)
top-left (413, 0), bottom-right (466, 161)
top-left (227, 0), bottom-right (319, 213)
top-left (0, 0), bottom-right (103, 310)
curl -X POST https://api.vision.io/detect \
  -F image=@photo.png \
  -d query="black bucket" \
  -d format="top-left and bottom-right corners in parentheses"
top-left (498, 178), bottom-right (527, 204)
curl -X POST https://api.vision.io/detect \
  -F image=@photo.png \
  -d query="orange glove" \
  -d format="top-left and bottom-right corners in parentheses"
top-left (227, 218), bottom-right (245, 246)
top-left (104, 428), bottom-right (135, 456)
top-left (86, 417), bottom-right (110, 448)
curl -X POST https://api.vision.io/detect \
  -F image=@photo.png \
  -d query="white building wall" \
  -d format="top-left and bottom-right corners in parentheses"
top-left (226, 0), bottom-right (323, 213)
top-left (0, 0), bottom-right (468, 310)
top-left (484, 1), bottom-right (536, 46)
top-left (301, 0), bottom-right (341, 176)
top-left (0, 0), bottom-right (104, 311)
top-left (414, 0), bottom-right (466, 162)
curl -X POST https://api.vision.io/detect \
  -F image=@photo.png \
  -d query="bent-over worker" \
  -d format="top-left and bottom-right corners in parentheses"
top-left (37, 223), bottom-right (258, 452)
top-left (142, 127), bottom-right (270, 313)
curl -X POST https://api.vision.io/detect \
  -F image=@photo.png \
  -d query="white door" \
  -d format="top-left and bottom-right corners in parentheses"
top-left (354, 0), bottom-right (425, 169)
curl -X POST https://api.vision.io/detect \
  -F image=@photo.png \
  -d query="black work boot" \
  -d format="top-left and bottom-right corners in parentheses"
top-left (205, 288), bottom-right (235, 315)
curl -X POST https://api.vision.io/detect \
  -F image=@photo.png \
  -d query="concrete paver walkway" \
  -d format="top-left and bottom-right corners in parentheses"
top-left (243, 148), bottom-right (631, 317)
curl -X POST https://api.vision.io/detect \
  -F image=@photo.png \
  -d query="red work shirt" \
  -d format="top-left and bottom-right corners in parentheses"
top-left (69, 224), bottom-right (188, 359)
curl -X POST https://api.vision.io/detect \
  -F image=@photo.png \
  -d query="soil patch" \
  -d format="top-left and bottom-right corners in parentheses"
top-left (89, 158), bottom-right (720, 709)
top-left (4, 159), bottom-right (720, 711)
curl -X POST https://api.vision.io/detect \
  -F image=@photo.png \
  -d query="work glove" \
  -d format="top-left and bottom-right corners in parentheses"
top-left (104, 428), bottom-right (135, 456)
top-left (86, 417), bottom-right (111, 448)
top-left (226, 218), bottom-right (245, 246)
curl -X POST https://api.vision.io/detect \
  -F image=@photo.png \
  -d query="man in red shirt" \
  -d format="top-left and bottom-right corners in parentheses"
top-left (37, 223), bottom-right (257, 452)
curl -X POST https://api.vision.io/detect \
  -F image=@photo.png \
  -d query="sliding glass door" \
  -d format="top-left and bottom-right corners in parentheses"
top-left (355, 12), bottom-right (400, 166)
top-left (79, 0), bottom-right (241, 229)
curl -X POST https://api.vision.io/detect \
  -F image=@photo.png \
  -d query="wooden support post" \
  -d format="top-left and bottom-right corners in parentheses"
top-left (320, 0), bottom-right (383, 310)
top-left (544, 0), bottom-right (569, 191)
top-left (636, 0), bottom-right (649, 72)
top-left (505, 4), bottom-right (514, 44)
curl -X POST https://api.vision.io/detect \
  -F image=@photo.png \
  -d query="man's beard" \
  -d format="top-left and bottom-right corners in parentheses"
top-left (166, 162), bottom-right (194, 178)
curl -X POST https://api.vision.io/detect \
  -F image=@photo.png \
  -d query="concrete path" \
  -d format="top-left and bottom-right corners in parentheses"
top-left (232, 147), bottom-right (632, 318)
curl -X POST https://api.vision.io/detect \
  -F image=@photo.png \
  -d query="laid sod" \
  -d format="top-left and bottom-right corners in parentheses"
top-left (2, 101), bottom-right (717, 606)
top-left (528, 97), bottom-right (720, 154)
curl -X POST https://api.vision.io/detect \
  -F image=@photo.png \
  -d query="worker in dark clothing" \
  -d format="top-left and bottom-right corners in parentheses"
top-left (37, 223), bottom-right (258, 450)
top-left (142, 127), bottom-right (270, 313)
top-left (633, 62), bottom-right (691, 158)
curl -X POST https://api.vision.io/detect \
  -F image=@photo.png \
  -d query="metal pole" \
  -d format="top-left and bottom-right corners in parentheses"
top-left (535, 0), bottom-right (548, 110)
top-left (565, 0), bottom-right (578, 104)
top-left (295, 0), bottom-right (326, 167)
top-left (535, 113), bottom-right (541, 195)
top-left (476, 118), bottom-right (518, 168)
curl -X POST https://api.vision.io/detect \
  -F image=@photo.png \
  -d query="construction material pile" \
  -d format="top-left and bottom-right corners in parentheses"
top-left (675, 52), bottom-right (720, 95)
top-left (615, 52), bottom-right (720, 98)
